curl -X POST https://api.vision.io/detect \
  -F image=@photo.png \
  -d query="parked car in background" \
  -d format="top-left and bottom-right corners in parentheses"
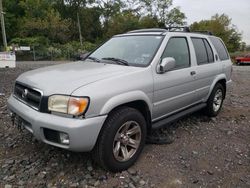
top-left (7, 28), bottom-right (232, 172)
top-left (235, 54), bottom-right (250, 65)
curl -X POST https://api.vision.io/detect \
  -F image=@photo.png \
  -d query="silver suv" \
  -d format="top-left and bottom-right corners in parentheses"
top-left (7, 28), bottom-right (232, 172)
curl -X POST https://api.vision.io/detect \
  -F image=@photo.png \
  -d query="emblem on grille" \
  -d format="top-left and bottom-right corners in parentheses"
top-left (22, 89), bottom-right (28, 99)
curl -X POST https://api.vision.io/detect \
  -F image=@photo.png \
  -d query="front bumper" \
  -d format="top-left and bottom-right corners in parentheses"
top-left (7, 94), bottom-right (107, 152)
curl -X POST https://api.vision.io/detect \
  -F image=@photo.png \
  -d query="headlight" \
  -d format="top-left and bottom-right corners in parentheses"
top-left (48, 95), bottom-right (89, 116)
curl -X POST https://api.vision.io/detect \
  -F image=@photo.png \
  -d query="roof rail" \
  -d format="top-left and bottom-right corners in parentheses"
top-left (127, 27), bottom-right (213, 36)
top-left (165, 26), bottom-right (190, 32)
top-left (192, 30), bottom-right (213, 35)
top-left (127, 28), bottom-right (167, 33)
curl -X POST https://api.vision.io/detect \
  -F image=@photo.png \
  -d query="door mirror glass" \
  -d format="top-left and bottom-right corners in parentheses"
top-left (157, 57), bottom-right (176, 73)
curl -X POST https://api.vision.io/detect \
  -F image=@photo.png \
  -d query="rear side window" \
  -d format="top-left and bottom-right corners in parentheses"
top-left (162, 37), bottom-right (190, 69)
top-left (209, 37), bottom-right (229, 61)
top-left (191, 38), bottom-right (214, 65)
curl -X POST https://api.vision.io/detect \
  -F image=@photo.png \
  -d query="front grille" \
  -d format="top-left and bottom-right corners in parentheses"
top-left (14, 82), bottom-right (42, 110)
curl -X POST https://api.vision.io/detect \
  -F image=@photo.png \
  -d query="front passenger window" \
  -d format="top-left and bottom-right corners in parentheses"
top-left (162, 37), bottom-right (190, 69)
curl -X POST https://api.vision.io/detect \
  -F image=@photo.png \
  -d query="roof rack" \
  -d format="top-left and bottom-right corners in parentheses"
top-left (164, 27), bottom-right (213, 35)
top-left (127, 28), bottom-right (167, 34)
top-left (127, 27), bottom-right (213, 36)
top-left (165, 26), bottom-right (190, 32)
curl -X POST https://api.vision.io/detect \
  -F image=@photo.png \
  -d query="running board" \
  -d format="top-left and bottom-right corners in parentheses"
top-left (152, 103), bottom-right (207, 130)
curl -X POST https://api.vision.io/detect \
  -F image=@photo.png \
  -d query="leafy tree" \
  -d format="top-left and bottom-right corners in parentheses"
top-left (95, 0), bottom-right (124, 38)
top-left (52, 0), bottom-right (103, 42)
top-left (19, 0), bottom-right (51, 18)
top-left (139, 16), bottom-right (159, 28)
top-left (246, 45), bottom-right (250, 51)
top-left (1, 0), bottom-right (24, 42)
top-left (138, 0), bottom-right (186, 27)
top-left (0, 0), bottom-right (208, 59)
top-left (10, 36), bottom-right (49, 46)
top-left (80, 7), bottom-right (103, 42)
top-left (96, 0), bottom-right (124, 22)
top-left (101, 0), bottom-right (186, 39)
top-left (240, 42), bottom-right (246, 51)
top-left (105, 11), bottom-right (140, 37)
top-left (165, 7), bottom-right (186, 27)
top-left (20, 9), bottom-right (71, 43)
top-left (2, 0), bottom-right (71, 44)
top-left (190, 14), bottom-right (242, 52)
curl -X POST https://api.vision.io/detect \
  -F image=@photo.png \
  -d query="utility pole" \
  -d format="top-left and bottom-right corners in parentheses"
top-left (0, 0), bottom-right (7, 51)
top-left (77, 12), bottom-right (83, 46)
top-left (32, 46), bottom-right (36, 61)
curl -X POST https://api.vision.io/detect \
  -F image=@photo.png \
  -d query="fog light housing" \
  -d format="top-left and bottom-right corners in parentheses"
top-left (59, 132), bottom-right (69, 145)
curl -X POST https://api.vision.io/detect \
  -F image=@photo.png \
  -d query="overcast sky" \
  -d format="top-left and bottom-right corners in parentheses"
top-left (173, 0), bottom-right (250, 45)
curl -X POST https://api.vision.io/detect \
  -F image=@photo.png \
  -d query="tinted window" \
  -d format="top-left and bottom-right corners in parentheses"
top-left (191, 38), bottom-right (208, 65)
top-left (204, 39), bottom-right (214, 63)
top-left (162, 37), bottom-right (190, 69)
top-left (209, 37), bottom-right (229, 61)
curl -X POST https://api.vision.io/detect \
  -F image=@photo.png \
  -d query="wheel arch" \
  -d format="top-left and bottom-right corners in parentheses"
top-left (206, 75), bottom-right (227, 101)
top-left (100, 91), bottom-right (152, 131)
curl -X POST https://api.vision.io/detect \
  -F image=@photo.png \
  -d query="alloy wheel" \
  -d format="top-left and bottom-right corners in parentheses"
top-left (113, 121), bottom-right (142, 162)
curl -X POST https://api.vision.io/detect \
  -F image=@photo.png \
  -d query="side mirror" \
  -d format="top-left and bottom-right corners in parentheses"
top-left (157, 57), bottom-right (176, 74)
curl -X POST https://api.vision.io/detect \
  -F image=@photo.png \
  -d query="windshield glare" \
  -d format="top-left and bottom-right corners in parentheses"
top-left (89, 35), bottom-right (163, 66)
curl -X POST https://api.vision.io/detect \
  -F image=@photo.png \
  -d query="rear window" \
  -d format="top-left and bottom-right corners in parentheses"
top-left (209, 37), bottom-right (229, 61)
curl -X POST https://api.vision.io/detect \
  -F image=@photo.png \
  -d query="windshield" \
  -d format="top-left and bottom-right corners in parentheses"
top-left (89, 35), bottom-right (163, 67)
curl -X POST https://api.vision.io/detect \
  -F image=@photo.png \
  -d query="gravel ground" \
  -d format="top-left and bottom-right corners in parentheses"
top-left (0, 61), bottom-right (250, 188)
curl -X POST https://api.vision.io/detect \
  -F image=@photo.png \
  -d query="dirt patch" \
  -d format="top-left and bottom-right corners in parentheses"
top-left (0, 62), bottom-right (249, 188)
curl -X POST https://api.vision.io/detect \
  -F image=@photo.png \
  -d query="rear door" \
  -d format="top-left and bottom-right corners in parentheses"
top-left (190, 37), bottom-right (221, 101)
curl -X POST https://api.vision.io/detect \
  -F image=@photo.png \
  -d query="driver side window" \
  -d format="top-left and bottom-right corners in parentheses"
top-left (162, 37), bottom-right (190, 69)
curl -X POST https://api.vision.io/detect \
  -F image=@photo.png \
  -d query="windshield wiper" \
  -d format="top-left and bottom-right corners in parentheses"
top-left (86, 56), bottom-right (101, 62)
top-left (102, 57), bottom-right (129, 66)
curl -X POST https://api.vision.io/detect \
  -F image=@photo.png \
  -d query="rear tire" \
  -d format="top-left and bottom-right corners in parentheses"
top-left (92, 107), bottom-right (146, 172)
top-left (205, 83), bottom-right (225, 117)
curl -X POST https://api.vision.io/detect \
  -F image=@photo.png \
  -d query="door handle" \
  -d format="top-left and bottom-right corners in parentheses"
top-left (190, 71), bottom-right (196, 76)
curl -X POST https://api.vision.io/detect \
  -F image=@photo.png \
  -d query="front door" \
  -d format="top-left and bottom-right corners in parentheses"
top-left (152, 36), bottom-right (198, 121)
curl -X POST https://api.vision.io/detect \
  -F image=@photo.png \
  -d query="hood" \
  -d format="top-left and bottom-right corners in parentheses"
top-left (17, 61), bottom-right (139, 95)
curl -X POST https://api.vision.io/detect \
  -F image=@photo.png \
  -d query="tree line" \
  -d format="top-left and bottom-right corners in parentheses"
top-left (0, 0), bottom-right (244, 60)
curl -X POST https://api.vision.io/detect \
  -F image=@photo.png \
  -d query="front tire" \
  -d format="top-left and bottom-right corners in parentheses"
top-left (92, 107), bottom-right (147, 172)
top-left (205, 83), bottom-right (225, 117)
